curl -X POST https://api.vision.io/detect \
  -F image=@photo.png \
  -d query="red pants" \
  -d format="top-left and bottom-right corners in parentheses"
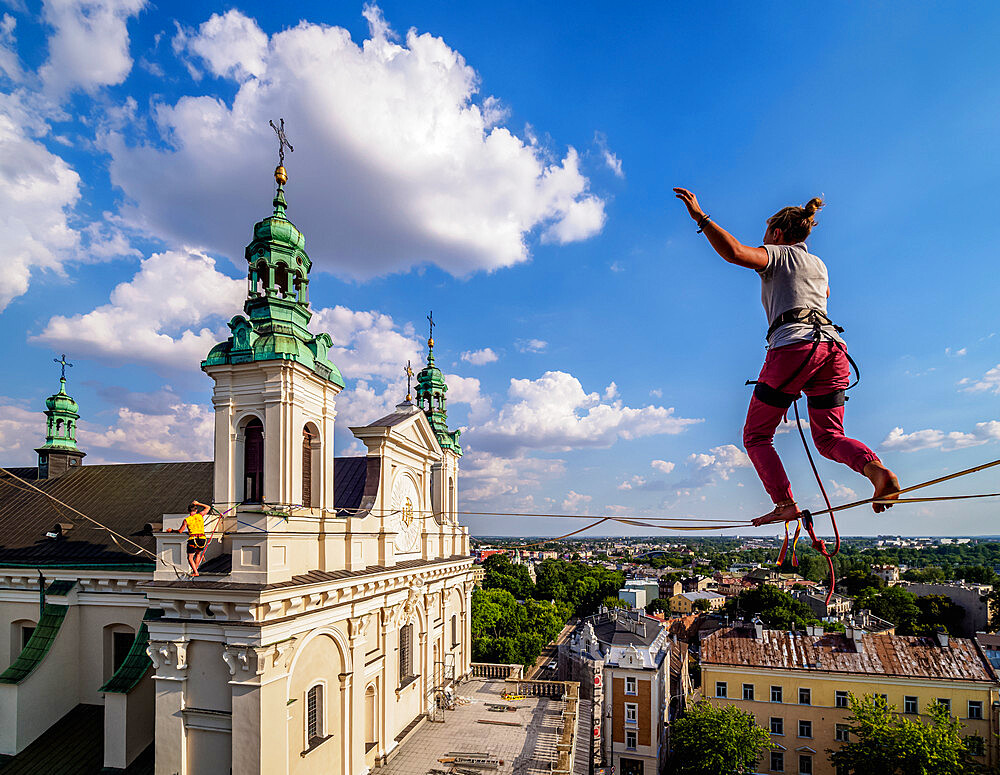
top-left (743, 341), bottom-right (880, 503)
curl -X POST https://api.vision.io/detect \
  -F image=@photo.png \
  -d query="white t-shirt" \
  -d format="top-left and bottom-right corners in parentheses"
top-left (758, 242), bottom-right (845, 350)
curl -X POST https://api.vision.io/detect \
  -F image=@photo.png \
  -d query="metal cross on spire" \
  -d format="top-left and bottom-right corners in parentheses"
top-left (54, 354), bottom-right (73, 380)
top-left (427, 310), bottom-right (435, 344)
top-left (404, 360), bottom-right (414, 402)
top-left (269, 118), bottom-right (294, 166)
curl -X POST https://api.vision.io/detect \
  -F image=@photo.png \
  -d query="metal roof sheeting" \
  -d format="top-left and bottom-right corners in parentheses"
top-left (701, 625), bottom-right (996, 682)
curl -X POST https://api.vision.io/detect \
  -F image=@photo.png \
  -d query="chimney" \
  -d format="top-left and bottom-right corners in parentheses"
top-left (935, 629), bottom-right (949, 648)
top-left (753, 619), bottom-right (764, 640)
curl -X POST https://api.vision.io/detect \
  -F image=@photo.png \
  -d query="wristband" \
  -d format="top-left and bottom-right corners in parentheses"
top-left (696, 214), bottom-right (711, 233)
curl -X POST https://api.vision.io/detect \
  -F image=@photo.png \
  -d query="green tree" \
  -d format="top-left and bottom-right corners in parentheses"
top-left (855, 585), bottom-right (921, 632)
top-left (470, 587), bottom-right (568, 667)
top-left (669, 701), bottom-right (773, 774)
top-left (693, 598), bottom-right (712, 612)
top-left (646, 597), bottom-right (671, 616)
top-left (726, 585), bottom-right (819, 630)
top-left (482, 553), bottom-right (534, 599)
top-left (829, 694), bottom-right (976, 775)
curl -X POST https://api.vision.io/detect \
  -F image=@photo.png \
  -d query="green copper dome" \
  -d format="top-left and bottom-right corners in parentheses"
top-left (39, 377), bottom-right (80, 452)
top-left (201, 169), bottom-right (343, 388)
top-left (416, 332), bottom-right (462, 455)
top-left (45, 379), bottom-right (78, 415)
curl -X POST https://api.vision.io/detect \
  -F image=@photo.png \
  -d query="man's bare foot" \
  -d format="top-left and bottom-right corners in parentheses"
top-left (752, 500), bottom-right (800, 527)
top-left (864, 461), bottom-right (900, 513)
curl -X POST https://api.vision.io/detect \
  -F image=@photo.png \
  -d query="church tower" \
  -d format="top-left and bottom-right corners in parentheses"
top-left (414, 315), bottom-right (462, 528)
top-left (201, 147), bottom-right (344, 510)
top-left (35, 356), bottom-right (85, 478)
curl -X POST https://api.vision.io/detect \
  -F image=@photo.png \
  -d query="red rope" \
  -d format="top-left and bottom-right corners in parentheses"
top-left (792, 400), bottom-right (840, 604)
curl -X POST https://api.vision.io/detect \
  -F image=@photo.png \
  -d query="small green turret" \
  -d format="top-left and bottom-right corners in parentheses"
top-left (36, 355), bottom-right (85, 478)
top-left (415, 312), bottom-right (462, 455)
top-left (201, 136), bottom-right (344, 387)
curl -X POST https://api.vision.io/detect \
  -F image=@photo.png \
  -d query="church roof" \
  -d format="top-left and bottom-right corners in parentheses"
top-left (0, 457), bottom-right (379, 567)
top-left (0, 462), bottom-right (213, 567)
top-left (366, 410), bottom-right (419, 428)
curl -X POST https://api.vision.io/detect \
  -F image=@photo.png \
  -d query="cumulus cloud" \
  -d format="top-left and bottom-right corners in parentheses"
top-left (33, 250), bottom-right (245, 375)
top-left (829, 480), bottom-right (857, 500)
top-left (470, 370), bottom-right (701, 456)
top-left (460, 449), bottom-right (565, 502)
top-left (84, 401), bottom-right (214, 461)
top-left (673, 443), bottom-right (752, 490)
top-left (960, 364), bottom-right (1000, 395)
top-left (562, 490), bottom-right (592, 513)
top-left (461, 347), bottom-right (498, 366)
top-left (108, 7), bottom-right (605, 281)
top-left (881, 422), bottom-right (1000, 452)
top-left (651, 459), bottom-right (675, 474)
top-left (173, 8), bottom-right (267, 80)
top-left (516, 338), bottom-right (548, 353)
top-left (0, 399), bottom-right (39, 463)
top-left (0, 92), bottom-right (82, 311)
top-left (444, 374), bottom-right (492, 421)
top-left (40, 0), bottom-right (146, 96)
top-left (945, 346), bottom-right (967, 358)
top-left (0, 14), bottom-right (22, 80)
top-left (312, 306), bottom-right (421, 381)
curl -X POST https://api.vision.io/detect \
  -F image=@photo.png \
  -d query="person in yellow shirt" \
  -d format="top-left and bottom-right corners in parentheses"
top-left (167, 500), bottom-right (211, 576)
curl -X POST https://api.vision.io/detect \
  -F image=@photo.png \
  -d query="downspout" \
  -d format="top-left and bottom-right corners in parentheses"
top-left (38, 569), bottom-right (45, 617)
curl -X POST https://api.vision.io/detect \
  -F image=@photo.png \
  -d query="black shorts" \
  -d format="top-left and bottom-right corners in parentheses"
top-left (187, 536), bottom-right (208, 554)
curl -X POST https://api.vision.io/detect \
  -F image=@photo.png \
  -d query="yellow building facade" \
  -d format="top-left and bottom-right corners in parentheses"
top-left (670, 592), bottom-right (725, 615)
top-left (701, 624), bottom-right (999, 775)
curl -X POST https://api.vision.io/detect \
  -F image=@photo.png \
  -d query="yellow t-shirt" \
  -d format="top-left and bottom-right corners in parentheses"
top-left (184, 513), bottom-right (206, 536)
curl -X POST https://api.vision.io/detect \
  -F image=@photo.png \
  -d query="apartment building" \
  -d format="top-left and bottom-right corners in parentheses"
top-left (563, 608), bottom-right (674, 775)
top-left (670, 591), bottom-right (725, 614)
top-left (701, 622), bottom-right (1000, 775)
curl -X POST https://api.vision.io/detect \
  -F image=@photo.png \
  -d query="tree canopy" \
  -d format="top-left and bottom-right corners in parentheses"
top-left (470, 588), bottom-right (565, 667)
top-left (669, 701), bottom-right (773, 775)
top-left (725, 585), bottom-right (820, 630)
top-left (855, 586), bottom-right (965, 635)
top-left (829, 694), bottom-right (980, 775)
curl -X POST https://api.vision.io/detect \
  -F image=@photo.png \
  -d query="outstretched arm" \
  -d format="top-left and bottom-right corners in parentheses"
top-left (673, 188), bottom-right (769, 270)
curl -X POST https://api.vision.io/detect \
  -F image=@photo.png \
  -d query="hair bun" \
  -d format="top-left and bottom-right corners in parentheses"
top-left (804, 197), bottom-right (825, 217)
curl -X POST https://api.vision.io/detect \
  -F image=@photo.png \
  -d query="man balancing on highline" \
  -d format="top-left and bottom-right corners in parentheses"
top-left (166, 500), bottom-right (211, 576)
top-left (673, 188), bottom-right (900, 526)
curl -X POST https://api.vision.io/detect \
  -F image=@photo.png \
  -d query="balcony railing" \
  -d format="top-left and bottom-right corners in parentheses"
top-left (470, 662), bottom-right (523, 679)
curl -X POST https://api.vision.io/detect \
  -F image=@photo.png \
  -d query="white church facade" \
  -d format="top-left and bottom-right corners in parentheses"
top-left (0, 159), bottom-right (473, 774)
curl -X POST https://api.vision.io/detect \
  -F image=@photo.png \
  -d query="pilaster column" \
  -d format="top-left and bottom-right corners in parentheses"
top-left (348, 615), bottom-right (371, 775)
top-left (339, 671), bottom-right (353, 772)
top-left (149, 639), bottom-right (189, 775)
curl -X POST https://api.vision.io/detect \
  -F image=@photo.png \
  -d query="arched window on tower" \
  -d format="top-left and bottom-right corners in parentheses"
top-left (255, 260), bottom-right (269, 296)
top-left (274, 263), bottom-right (290, 298)
top-left (365, 683), bottom-right (378, 753)
top-left (244, 417), bottom-right (264, 503)
top-left (302, 424), bottom-right (320, 508)
top-left (55, 419), bottom-right (63, 434)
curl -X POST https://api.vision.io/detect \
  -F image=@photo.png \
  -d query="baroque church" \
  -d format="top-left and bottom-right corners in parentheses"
top-left (0, 158), bottom-right (474, 774)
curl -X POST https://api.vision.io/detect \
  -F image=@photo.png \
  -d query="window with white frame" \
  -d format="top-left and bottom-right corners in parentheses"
top-left (835, 690), bottom-right (848, 708)
top-left (625, 676), bottom-right (637, 695)
top-left (306, 684), bottom-right (324, 746)
top-left (798, 687), bottom-right (811, 705)
top-left (835, 723), bottom-right (849, 742)
top-left (798, 754), bottom-right (812, 774)
top-left (625, 729), bottom-right (637, 750)
top-left (399, 624), bottom-right (413, 685)
top-left (904, 695), bottom-right (918, 714)
top-left (968, 700), bottom-right (983, 720)
top-left (625, 702), bottom-right (638, 724)
top-left (770, 717), bottom-right (784, 735)
top-left (743, 683), bottom-right (754, 701)
top-left (770, 750), bottom-right (784, 772)
top-left (716, 681), bottom-right (728, 698)
top-left (771, 685), bottom-right (783, 703)
top-left (798, 719), bottom-right (812, 738)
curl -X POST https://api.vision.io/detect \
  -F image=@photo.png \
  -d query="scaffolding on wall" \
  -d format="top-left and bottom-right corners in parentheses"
top-left (427, 652), bottom-right (457, 723)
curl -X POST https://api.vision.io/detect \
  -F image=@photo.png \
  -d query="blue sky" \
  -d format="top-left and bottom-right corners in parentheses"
top-left (2, 1), bottom-right (1000, 537)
